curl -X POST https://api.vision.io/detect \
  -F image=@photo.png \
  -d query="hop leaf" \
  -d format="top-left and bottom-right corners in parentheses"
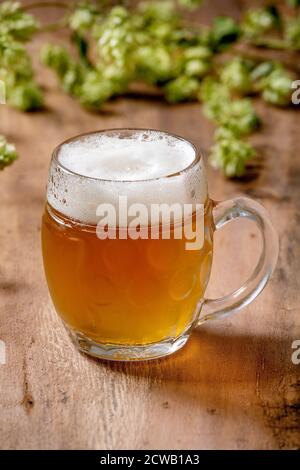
top-left (0, 135), bottom-right (18, 170)
top-left (209, 16), bottom-right (240, 50)
top-left (250, 61), bottom-right (278, 82)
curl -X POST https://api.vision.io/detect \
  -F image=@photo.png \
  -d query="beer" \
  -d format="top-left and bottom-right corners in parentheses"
top-left (42, 129), bottom-right (279, 360)
top-left (42, 206), bottom-right (213, 345)
top-left (42, 129), bottom-right (213, 358)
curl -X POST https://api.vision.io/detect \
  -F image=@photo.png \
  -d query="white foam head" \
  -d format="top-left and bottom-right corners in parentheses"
top-left (47, 129), bottom-right (207, 225)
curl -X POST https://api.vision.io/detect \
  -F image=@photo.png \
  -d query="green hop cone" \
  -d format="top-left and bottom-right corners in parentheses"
top-left (100, 62), bottom-right (133, 94)
top-left (138, 1), bottom-right (178, 24)
top-left (183, 46), bottom-right (212, 78)
top-left (94, 7), bottom-right (136, 68)
top-left (107, 6), bottom-right (129, 22)
top-left (0, 1), bottom-right (39, 41)
top-left (220, 57), bottom-right (254, 94)
top-left (69, 4), bottom-right (99, 33)
top-left (200, 77), bottom-right (230, 102)
top-left (0, 36), bottom-right (33, 83)
top-left (41, 44), bottom-right (73, 78)
top-left (184, 59), bottom-right (211, 78)
top-left (200, 79), bottom-right (259, 135)
top-left (0, 27), bottom-right (42, 111)
top-left (147, 20), bottom-right (175, 41)
top-left (241, 7), bottom-right (279, 39)
top-left (260, 69), bottom-right (293, 106)
top-left (135, 45), bottom-right (178, 84)
top-left (164, 75), bottom-right (200, 102)
top-left (184, 46), bottom-right (212, 61)
top-left (0, 135), bottom-right (18, 170)
top-left (285, 15), bottom-right (300, 50)
top-left (41, 44), bottom-right (85, 94)
top-left (8, 81), bottom-right (43, 111)
top-left (221, 99), bottom-right (260, 135)
top-left (78, 71), bottom-right (114, 108)
top-left (200, 78), bottom-right (231, 121)
top-left (177, 0), bottom-right (203, 9)
top-left (210, 129), bottom-right (256, 177)
top-left (0, 35), bottom-right (26, 67)
top-left (62, 65), bottom-right (84, 94)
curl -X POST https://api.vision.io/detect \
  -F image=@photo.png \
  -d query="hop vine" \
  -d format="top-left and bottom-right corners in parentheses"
top-left (0, 2), bottom-right (43, 112)
top-left (1, 0), bottom-right (299, 176)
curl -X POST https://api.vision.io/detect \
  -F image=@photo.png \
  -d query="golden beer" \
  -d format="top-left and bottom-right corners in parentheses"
top-left (42, 129), bottom-right (214, 359)
top-left (42, 204), bottom-right (213, 345)
top-left (42, 129), bottom-right (279, 360)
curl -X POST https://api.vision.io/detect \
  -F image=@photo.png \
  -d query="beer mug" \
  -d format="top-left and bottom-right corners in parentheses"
top-left (41, 129), bottom-right (278, 361)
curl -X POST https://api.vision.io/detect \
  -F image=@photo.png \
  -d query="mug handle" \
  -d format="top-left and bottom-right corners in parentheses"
top-left (199, 197), bottom-right (279, 323)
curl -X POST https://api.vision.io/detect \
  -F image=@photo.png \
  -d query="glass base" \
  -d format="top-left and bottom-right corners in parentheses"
top-left (67, 328), bottom-right (190, 361)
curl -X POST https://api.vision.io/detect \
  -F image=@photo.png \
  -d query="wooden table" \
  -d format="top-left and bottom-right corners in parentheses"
top-left (0, 0), bottom-right (299, 450)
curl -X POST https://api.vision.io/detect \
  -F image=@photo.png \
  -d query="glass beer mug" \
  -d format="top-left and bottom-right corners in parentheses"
top-left (41, 129), bottom-right (278, 361)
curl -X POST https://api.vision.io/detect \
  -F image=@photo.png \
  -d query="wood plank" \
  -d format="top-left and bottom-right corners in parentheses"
top-left (0, 0), bottom-right (299, 450)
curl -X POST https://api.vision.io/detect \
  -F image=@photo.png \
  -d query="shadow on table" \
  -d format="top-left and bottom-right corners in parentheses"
top-left (83, 327), bottom-right (300, 448)
top-left (86, 327), bottom-right (293, 414)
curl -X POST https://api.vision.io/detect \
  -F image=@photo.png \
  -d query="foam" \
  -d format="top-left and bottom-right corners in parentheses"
top-left (47, 130), bottom-right (207, 225)
top-left (58, 133), bottom-right (195, 181)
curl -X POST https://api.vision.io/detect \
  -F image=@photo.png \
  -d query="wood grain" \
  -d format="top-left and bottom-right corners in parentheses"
top-left (0, 0), bottom-right (299, 450)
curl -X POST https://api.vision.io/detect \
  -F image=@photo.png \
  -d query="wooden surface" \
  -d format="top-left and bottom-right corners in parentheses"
top-left (0, 0), bottom-right (299, 450)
